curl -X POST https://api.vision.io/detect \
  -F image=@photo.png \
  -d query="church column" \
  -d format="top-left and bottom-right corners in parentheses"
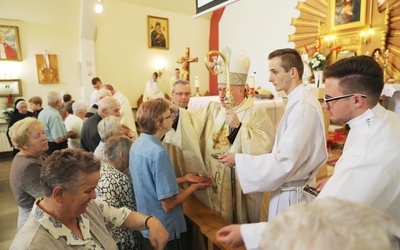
top-left (79, 0), bottom-right (97, 105)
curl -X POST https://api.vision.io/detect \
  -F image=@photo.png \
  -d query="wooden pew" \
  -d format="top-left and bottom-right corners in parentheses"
top-left (183, 195), bottom-right (246, 250)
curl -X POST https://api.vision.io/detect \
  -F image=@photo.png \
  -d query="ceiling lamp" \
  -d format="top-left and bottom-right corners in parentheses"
top-left (95, 0), bottom-right (103, 14)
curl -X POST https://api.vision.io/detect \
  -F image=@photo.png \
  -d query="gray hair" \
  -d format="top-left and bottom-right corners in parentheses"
top-left (97, 116), bottom-right (121, 140)
top-left (72, 100), bottom-right (87, 115)
top-left (96, 89), bottom-right (112, 102)
top-left (260, 198), bottom-right (400, 250)
top-left (47, 91), bottom-right (62, 105)
top-left (104, 136), bottom-right (133, 163)
top-left (172, 79), bottom-right (191, 93)
top-left (41, 149), bottom-right (100, 196)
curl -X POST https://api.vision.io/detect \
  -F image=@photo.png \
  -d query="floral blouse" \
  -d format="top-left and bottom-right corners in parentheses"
top-left (96, 162), bottom-right (138, 250)
top-left (31, 198), bottom-right (129, 250)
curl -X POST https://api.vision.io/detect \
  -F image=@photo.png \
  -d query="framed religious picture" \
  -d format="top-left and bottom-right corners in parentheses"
top-left (0, 79), bottom-right (22, 97)
top-left (147, 16), bottom-right (169, 50)
top-left (0, 25), bottom-right (22, 61)
top-left (330, 0), bottom-right (368, 31)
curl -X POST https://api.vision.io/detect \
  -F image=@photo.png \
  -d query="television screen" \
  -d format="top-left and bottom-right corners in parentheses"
top-left (193, 0), bottom-right (240, 18)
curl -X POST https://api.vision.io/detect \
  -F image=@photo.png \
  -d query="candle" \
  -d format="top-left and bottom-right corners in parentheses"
top-left (249, 73), bottom-right (255, 88)
top-left (44, 50), bottom-right (50, 69)
top-left (195, 76), bottom-right (199, 88)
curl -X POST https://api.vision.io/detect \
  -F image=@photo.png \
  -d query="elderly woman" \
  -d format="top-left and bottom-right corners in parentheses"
top-left (8, 117), bottom-right (48, 230)
top-left (96, 136), bottom-right (138, 249)
top-left (6, 98), bottom-right (33, 156)
top-left (10, 148), bottom-right (169, 250)
top-left (94, 116), bottom-right (124, 161)
top-left (130, 98), bottom-right (211, 249)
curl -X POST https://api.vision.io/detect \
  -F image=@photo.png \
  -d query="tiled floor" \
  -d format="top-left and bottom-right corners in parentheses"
top-left (0, 152), bottom-right (17, 250)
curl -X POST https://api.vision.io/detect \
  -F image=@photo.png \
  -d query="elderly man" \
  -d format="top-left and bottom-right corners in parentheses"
top-left (38, 91), bottom-right (77, 155)
top-left (165, 47), bottom-right (275, 223)
top-left (102, 84), bottom-right (137, 137)
top-left (85, 88), bottom-right (112, 120)
top-left (171, 79), bottom-right (191, 109)
top-left (81, 97), bottom-right (121, 152)
top-left (64, 100), bottom-right (87, 149)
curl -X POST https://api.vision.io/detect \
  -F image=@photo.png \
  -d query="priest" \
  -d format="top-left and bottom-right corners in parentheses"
top-left (164, 47), bottom-right (275, 223)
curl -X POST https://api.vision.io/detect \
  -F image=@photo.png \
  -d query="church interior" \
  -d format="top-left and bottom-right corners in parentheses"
top-left (1, 0), bottom-right (400, 249)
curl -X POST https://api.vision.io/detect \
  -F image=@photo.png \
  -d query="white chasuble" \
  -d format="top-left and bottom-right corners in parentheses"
top-left (165, 97), bottom-right (275, 223)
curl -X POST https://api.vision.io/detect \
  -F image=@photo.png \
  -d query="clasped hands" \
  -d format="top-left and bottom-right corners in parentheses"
top-left (183, 173), bottom-right (212, 190)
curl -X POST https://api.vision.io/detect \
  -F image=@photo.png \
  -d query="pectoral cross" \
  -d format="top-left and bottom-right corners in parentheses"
top-left (177, 47), bottom-right (198, 81)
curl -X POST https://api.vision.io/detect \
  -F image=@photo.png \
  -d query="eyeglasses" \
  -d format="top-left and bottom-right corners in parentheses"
top-left (173, 92), bottom-right (191, 97)
top-left (324, 93), bottom-right (367, 108)
top-left (163, 113), bottom-right (176, 120)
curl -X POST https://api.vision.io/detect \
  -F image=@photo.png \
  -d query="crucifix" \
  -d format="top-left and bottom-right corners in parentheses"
top-left (177, 47), bottom-right (198, 81)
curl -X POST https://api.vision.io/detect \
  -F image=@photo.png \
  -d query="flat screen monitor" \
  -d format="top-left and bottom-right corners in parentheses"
top-left (193, 0), bottom-right (240, 18)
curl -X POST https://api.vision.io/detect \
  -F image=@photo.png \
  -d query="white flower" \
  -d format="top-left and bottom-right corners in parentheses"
top-left (308, 52), bottom-right (327, 71)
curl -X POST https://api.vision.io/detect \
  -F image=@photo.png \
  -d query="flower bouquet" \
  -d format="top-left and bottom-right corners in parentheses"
top-left (309, 52), bottom-right (327, 87)
top-left (308, 52), bottom-right (327, 71)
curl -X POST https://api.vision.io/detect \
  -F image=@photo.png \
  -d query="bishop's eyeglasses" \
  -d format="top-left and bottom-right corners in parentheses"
top-left (323, 93), bottom-right (367, 108)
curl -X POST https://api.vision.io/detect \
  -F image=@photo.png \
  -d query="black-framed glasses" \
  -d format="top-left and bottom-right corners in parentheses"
top-left (324, 93), bottom-right (367, 108)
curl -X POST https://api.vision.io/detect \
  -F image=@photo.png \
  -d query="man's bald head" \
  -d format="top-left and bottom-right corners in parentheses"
top-left (98, 97), bottom-right (121, 118)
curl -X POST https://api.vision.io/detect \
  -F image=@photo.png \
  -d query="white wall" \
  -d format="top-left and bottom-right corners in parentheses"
top-left (0, 19), bottom-right (82, 110)
top-left (220, 0), bottom-right (300, 95)
top-left (0, 0), bottom-right (82, 111)
top-left (94, 1), bottom-right (210, 107)
top-left (0, 0), bottom-right (301, 111)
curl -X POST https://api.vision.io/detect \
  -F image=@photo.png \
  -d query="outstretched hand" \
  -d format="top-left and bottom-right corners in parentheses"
top-left (216, 224), bottom-right (244, 248)
top-left (184, 173), bottom-right (211, 191)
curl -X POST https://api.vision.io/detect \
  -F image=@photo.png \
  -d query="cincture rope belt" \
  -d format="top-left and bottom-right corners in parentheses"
top-left (280, 179), bottom-right (308, 203)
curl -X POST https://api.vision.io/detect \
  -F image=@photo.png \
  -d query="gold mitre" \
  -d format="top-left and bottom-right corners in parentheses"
top-left (217, 47), bottom-right (250, 86)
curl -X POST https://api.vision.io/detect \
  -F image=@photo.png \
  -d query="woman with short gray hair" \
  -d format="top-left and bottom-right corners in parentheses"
top-left (94, 116), bottom-right (124, 161)
top-left (96, 136), bottom-right (138, 249)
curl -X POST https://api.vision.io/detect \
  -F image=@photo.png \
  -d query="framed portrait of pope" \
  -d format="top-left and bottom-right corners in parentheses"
top-left (147, 16), bottom-right (169, 50)
top-left (0, 25), bottom-right (22, 61)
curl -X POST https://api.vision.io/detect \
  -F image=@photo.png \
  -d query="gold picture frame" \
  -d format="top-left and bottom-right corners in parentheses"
top-left (147, 16), bottom-right (169, 50)
top-left (0, 25), bottom-right (22, 61)
top-left (0, 79), bottom-right (22, 97)
top-left (330, 0), bottom-right (367, 31)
